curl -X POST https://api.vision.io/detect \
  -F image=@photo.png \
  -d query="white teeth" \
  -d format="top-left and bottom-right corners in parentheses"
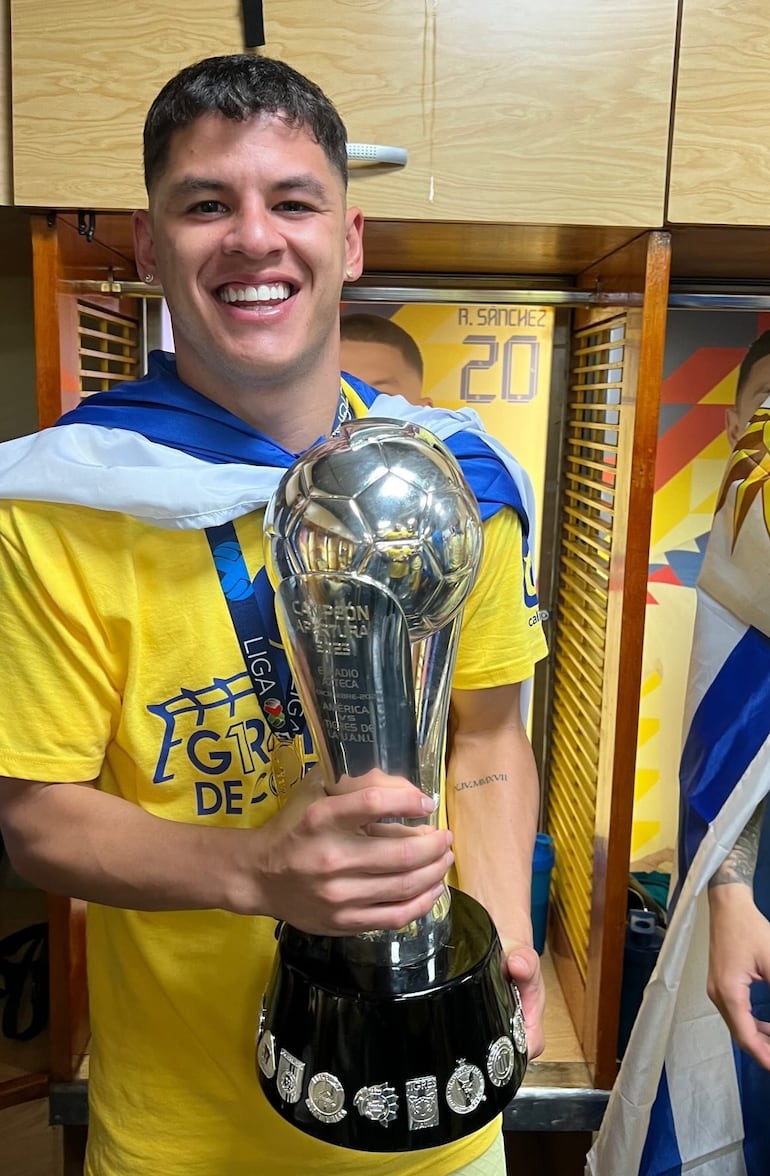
top-left (219, 282), bottom-right (291, 303)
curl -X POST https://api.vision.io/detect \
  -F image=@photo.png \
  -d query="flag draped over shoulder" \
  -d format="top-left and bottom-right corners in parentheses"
top-left (587, 413), bottom-right (770, 1176)
top-left (0, 351), bottom-right (535, 541)
top-left (0, 352), bottom-right (539, 727)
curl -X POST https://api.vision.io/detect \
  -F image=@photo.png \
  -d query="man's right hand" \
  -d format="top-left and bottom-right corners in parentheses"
top-left (242, 768), bottom-right (453, 936)
top-left (0, 772), bottom-right (451, 928)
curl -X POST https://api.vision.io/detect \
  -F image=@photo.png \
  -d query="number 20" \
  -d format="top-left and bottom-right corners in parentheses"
top-left (460, 334), bottom-right (540, 403)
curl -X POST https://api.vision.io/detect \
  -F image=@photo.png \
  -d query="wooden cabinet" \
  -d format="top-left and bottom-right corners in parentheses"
top-left (10, 0), bottom-right (245, 209)
top-left (268, 0), bottom-right (678, 227)
top-left (668, 0), bottom-right (770, 226)
top-left (11, 0), bottom-right (678, 226)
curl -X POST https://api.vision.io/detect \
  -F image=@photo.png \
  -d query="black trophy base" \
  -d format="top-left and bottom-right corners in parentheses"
top-left (256, 887), bottom-right (528, 1151)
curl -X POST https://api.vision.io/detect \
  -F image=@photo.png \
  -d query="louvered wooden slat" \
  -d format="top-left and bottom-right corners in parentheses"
top-left (565, 444), bottom-right (619, 460)
top-left (566, 420), bottom-right (620, 436)
top-left (79, 369), bottom-right (137, 383)
top-left (559, 571), bottom-right (609, 615)
top-left (551, 678), bottom-right (603, 740)
top-left (544, 314), bottom-right (630, 982)
top-left (548, 740), bottom-right (598, 814)
top-left (553, 638), bottom-right (604, 701)
top-left (548, 790), bottom-right (597, 856)
top-left (555, 611), bottom-right (606, 666)
top-left (572, 436), bottom-right (618, 451)
top-left (559, 546), bottom-right (610, 589)
top-left (550, 747), bottom-right (599, 813)
top-left (550, 752), bottom-right (599, 827)
top-left (561, 506), bottom-right (613, 540)
top-left (78, 301), bottom-right (138, 330)
top-left (571, 399), bottom-right (623, 410)
top-left (556, 588), bottom-right (607, 645)
top-left (77, 325), bottom-right (138, 346)
top-left (557, 579), bottom-right (608, 627)
top-left (562, 496), bottom-right (617, 527)
top-left (563, 380), bottom-right (623, 392)
top-left (549, 744), bottom-right (598, 818)
top-left (547, 816), bottom-right (593, 888)
top-left (79, 346), bottom-right (136, 362)
top-left (570, 338), bottom-right (626, 358)
top-left (550, 724), bottom-right (599, 799)
top-left (78, 299), bottom-right (140, 395)
top-left (563, 472), bottom-right (618, 500)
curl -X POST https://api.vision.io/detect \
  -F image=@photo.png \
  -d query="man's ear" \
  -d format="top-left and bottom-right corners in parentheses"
top-left (725, 406), bottom-right (741, 449)
top-left (132, 209), bottom-right (157, 278)
top-left (344, 207), bottom-right (364, 281)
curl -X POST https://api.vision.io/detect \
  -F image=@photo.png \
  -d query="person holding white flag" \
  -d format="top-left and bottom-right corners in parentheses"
top-left (587, 336), bottom-right (770, 1176)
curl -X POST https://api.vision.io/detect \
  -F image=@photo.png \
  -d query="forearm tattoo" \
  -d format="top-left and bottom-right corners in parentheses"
top-left (709, 798), bottom-right (767, 889)
top-left (452, 772), bottom-right (509, 792)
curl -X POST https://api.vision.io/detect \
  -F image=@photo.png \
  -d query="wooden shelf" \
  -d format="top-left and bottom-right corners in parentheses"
top-left (537, 946), bottom-right (585, 1071)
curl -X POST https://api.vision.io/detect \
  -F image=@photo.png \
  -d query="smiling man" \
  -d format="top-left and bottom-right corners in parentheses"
top-left (0, 55), bottom-right (546, 1176)
top-left (134, 102), bottom-right (363, 446)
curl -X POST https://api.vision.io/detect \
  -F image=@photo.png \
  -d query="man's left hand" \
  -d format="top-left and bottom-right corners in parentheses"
top-left (504, 944), bottom-right (546, 1059)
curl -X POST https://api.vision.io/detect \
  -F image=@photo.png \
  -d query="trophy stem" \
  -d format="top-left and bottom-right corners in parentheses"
top-left (413, 618), bottom-right (461, 815)
top-left (274, 573), bottom-right (458, 965)
top-left (350, 621), bottom-right (462, 964)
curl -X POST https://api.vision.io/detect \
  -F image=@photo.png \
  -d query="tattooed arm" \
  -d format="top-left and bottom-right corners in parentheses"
top-left (446, 682), bottom-right (545, 1057)
top-left (707, 799), bottom-right (770, 1069)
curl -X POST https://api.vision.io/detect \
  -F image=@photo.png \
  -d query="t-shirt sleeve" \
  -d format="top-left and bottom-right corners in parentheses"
top-left (0, 502), bottom-right (123, 782)
top-left (453, 505), bottom-right (548, 690)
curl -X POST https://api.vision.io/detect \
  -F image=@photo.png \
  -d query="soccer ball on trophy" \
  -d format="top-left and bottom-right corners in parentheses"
top-left (264, 417), bottom-right (483, 640)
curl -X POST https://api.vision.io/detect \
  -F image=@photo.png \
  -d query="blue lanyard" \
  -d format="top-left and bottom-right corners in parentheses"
top-left (206, 519), bottom-right (305, 738)
top-left (205, 389), bottom-right (351, 736)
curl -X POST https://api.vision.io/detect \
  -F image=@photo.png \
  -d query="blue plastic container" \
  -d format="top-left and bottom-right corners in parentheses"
top-left (617, 909), bottom-right (664, 1059)
top-left (531, 832), bottom-right (555, 955)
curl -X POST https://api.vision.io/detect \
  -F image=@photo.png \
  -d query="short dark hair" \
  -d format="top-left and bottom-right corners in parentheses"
top-left (143, 54), bottom-right (349, 193)
top-left (737, 329), bottom-right (770, 403)
top-left (340, 313), bottom-right (424, 380)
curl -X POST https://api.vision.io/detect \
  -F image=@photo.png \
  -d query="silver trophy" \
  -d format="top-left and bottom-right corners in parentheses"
top-left (257, 418), bottom-right (527, 1150)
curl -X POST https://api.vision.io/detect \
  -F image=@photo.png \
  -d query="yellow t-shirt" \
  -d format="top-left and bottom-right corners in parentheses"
top-left (0, 487), bottom-right (545, 1175)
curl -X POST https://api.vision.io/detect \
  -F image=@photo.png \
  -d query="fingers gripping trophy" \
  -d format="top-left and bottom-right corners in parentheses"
top-left (257, 418), bottom-right (528, 1151)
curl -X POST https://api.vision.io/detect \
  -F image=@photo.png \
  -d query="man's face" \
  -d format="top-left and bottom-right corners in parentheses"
top-left (339, 338), bottom-right (428, 405)
top-left (133, 112), bottom-right (363, 400)
top-left (726, 353), bottom-right (770, 448)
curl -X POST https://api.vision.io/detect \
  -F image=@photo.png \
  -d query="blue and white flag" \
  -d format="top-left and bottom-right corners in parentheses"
top-left (0, 352), bottom-right (535, 538)
top-left (0, 352), bottom-right (539, 724)
top-left (587, 411), bottom-right (770, 1176)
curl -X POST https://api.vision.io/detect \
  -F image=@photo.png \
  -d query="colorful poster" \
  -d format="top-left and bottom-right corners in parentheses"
top-left (632, 309), bottom-right (770, 866)
top-left (341, 301), bottom-right (554, 570)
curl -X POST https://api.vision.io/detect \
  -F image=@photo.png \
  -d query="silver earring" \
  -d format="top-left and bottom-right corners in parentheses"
top-left (143, 273), bottom-right (155, 283)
